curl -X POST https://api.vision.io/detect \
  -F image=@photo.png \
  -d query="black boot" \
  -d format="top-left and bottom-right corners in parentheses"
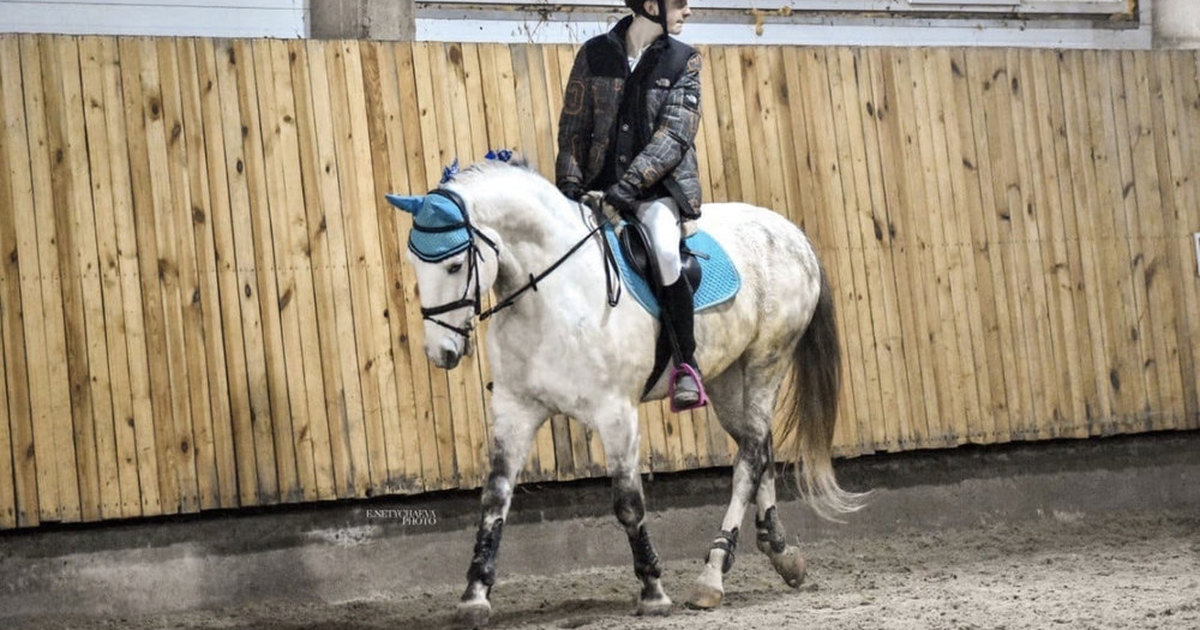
top-left (660, 276), bottom-right (703, 409)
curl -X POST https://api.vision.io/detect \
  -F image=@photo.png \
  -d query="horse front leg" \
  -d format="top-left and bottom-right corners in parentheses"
top-left (599, 404), bottom-right (672, 616)
top-left (457, 396), bottom-right (543, 627)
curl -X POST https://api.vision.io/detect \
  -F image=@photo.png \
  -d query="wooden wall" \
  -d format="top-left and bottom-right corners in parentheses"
top-left (1, 35), bottom-right (1198, 530)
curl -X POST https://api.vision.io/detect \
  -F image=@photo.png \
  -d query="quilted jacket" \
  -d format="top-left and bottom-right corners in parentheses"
top-left (555, 16), bottom-right (703, 219)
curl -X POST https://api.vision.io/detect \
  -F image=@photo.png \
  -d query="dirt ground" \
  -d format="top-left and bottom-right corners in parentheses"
top-left (31, 510), bottom-right (1200, 630)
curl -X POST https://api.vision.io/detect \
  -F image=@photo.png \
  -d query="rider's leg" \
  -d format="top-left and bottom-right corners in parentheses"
top-left (636, 198), bottom-right (702, 408)
top-left (636, 198), bottom-right (684, 287)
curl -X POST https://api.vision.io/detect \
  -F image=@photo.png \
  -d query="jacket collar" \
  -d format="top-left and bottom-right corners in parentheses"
top-left (606, 15), bottom-right (669, 58)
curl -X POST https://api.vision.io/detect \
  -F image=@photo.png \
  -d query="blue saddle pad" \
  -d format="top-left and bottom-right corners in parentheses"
top-left (602, 224), bottom-right (741, 319)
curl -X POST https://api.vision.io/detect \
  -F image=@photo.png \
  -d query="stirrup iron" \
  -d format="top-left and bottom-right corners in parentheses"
top-left (669, 363), bottom-right (708, 412)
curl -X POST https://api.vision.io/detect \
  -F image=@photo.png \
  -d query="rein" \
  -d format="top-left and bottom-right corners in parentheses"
top-left (419, 188), bottom-right (622, 340)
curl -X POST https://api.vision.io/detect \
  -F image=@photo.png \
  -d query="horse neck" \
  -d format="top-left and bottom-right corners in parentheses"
top-left (469, 183), bottom-right (596, 306)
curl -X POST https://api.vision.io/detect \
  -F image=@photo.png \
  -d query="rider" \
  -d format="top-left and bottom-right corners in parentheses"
top-left (555, 0), bottom-right (705, 409)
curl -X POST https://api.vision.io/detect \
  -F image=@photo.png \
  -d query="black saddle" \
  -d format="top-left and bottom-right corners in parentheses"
top-left (618, 220), bottom-right (703, 294)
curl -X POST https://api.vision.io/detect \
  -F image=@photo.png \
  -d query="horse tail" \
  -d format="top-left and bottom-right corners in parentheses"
top-left (778, 263), bottom-right (867, 522)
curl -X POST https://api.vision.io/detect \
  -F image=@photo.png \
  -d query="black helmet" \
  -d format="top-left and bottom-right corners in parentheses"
top-left (625, 0), bottom-right (670, 34)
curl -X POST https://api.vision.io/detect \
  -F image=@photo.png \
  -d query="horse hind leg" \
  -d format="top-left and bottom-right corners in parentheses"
top-left (754, 445), bottom-right (807, 588)
top-left (686, 361), bottom-right (775, 610)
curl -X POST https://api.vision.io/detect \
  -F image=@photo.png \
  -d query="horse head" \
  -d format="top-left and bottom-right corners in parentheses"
top-left (386, 188), bottom-right (502, 369)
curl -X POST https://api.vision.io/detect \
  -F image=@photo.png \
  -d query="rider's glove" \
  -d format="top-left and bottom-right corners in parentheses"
top-left (560, 181), bottom-right (584, 201)
top-left (603, 180), bottom-right (639, 220)
top-left (581, 190), bottom-right (622, 225)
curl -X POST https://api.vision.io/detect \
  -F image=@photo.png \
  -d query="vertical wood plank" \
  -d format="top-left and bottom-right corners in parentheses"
top-left (722, 47), bottom-right (757, 205)
top-left (945, 50), bottom-right (1007, 444)
top-left (969, 48), bottom-right (1034, 442)
top-left (1120, 51), bottom-right (1183, 430)
top-left (856, 48), bottom-right (915, 451)
top-left (0, 293), bottom-right (14, 528)
top-left (1102, 52), bottom-right (1159, 425)
top-left (919, 49), bottom-right (985, 448)
top-left (104, 38), bottom-right (160, 516)
top-left (49, 36), bottom-right (112, 520)
top-left (0, 36), bottom-right (37, 527)
top-left (201, 39), bottom-right (263, 505)
top-left (172, 37), bottom-right (222, 511)
top-left (1082, 50), bottom-right (1148, 428)
top-left (1033, 50), bottom-right (1095, 438)
top-left (287, 39), bottom-right (356, 497)
top-left (237, 39), bottom-right (303, 502)
top-left (389, 42), bottom-right (443, 489)
top-left (1056, 50), bottom-right (1116, 430)
top-left (299, 39), bottom-right (370, 496)
top-left (330, 40), bottom-right (396, 492)
top-left (834, 47), bottom-right (907, 453)
top-left (24, 36), bottom-right (81, 522)
top-left (251, 39), bottom-right (318, 502)
top-left (453, 41), bottom-right (494, 487)
top-left (1158, 52), bottom-right (1200, 427)
top-left (213, 39), bottom-right (280, 502)
top-left (176, 38), bottom-right (239, 508)
top-left (370, 41), bottom-right (427, 492)
top-left (151, 37), bottom-right (203, 513)
top-left (408, 42), bottom-right (461, 485)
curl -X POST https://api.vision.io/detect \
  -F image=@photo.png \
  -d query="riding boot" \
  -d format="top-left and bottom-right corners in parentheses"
top-left (660, 276), bottom-right (703, 408)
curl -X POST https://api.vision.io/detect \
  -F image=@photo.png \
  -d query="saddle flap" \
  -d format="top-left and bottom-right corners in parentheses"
top-left (617, 221), bottom-right (702, 292)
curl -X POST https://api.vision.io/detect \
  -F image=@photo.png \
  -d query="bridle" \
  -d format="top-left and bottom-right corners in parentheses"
top-left (417, 188), bottom-right (622, 342)
top-left (415, 188), bottom-right (498, 339)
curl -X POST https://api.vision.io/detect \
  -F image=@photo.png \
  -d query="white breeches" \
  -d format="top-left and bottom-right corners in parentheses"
top-left (635, 197), bottom-right (683, 286)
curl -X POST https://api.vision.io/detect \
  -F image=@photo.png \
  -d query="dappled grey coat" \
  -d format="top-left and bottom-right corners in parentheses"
top-left (555, 15), bottom-right (703, 219)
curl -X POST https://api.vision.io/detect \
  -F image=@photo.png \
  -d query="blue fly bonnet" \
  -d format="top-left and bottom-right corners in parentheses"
top-left (386, 190), bottom-right (472, 262)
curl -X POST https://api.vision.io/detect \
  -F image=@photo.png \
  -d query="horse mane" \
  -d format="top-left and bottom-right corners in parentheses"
top-left (448, 154), bottom-right (573, 238)
top-left (451, 154), bottom-right (565, 211)
top-left (456, 152), bottom-right (536, 180)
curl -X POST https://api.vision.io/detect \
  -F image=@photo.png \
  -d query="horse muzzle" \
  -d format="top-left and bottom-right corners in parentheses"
top-left (428, 336), bottom-right (471, 369)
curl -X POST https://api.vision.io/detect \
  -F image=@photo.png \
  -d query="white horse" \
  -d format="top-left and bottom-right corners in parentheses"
top-left (387, 158), bottom-right (863, 626)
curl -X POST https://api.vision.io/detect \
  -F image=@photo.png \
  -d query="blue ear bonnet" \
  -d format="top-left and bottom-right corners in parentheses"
top-left (387, 192), bottom-right (470, 262)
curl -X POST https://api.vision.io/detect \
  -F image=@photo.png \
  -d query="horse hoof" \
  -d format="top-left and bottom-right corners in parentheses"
top-left (636, 594), bottom-right (673, 617)
top-left (456, 599), bottom-right (492, 628)
top-left (771, 546), bottom-right (807, 589)
top-left (685, 582), bottom-right (724, 610)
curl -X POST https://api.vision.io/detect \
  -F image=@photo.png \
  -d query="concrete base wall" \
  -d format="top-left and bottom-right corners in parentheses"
top-left (1, 432), bottom-right (1197, 621)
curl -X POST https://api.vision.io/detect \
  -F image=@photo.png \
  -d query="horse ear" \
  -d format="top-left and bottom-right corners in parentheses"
top-left (386, 194), bottom-right (423, 215)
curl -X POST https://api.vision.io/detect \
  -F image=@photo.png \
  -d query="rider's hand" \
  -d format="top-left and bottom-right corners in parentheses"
top-left (560, 182), bottom-right (584, 201)
top-left (603, 181), bottom-right (639, 220)
top-left (582, 190), bottom-right (622, 225)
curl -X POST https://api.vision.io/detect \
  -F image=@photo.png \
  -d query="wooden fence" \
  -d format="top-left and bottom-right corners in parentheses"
top-left (1, 35), bottom-right (1198, 530)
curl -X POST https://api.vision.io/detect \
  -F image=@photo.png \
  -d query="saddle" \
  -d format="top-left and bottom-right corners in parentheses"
top-left (602, 221), bottom-right (739, 321)
top-left (618, 221), bottom-right (703, 295)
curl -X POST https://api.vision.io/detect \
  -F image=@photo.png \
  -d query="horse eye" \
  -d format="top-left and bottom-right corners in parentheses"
top-left (447, 262), bottom-right (463, 274)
